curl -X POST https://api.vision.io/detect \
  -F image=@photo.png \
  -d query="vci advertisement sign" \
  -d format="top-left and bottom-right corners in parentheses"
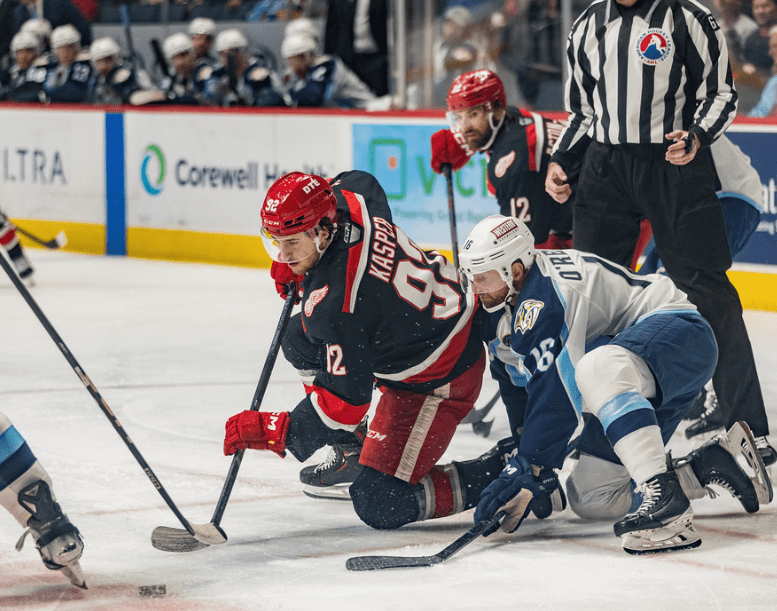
top-left (727, 129), bottom-right (777, 266)
top-left (352, 123), bottom-right (498, 249)
top-left (125, 112), bottom-right (346, 235)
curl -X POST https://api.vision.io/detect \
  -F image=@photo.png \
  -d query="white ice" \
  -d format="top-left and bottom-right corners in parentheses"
top-left (1, 250), bottom-right (776, 610)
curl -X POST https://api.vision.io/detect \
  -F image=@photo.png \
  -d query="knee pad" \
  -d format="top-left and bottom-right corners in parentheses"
top-left (350, 468), bottom-right (420, 530)
top-left (575, 345), bottom-right (655, 414)
top-left (565, 453), bottom-right (634, 520)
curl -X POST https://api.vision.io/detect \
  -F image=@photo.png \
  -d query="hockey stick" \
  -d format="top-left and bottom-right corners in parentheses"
top-left (0, 249), bottom-right (223, 546)
top-left (14, 225), bottom-right (67, 250)
top-left (150, 38), bottom-right (170, 79)
top-left (119, 4), bottom-right (145, 70)
top-left (151, 282), bottom-right (297, 552)
top-left (444, 163), bottom-right (499, 436)
top-left (346, 510), bottom-right (506, 571)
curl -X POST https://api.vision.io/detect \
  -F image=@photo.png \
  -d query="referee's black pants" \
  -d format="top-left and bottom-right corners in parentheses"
top-left (572, 141), bottom-right (769, 436)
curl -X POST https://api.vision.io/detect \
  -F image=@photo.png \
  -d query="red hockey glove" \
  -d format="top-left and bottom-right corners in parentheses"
top-left (270, 260), bottom-right (304, 303)
top-left (430, 129), bottom-right (475, 174)
top-left (223, 410), bottom-right (290, 457)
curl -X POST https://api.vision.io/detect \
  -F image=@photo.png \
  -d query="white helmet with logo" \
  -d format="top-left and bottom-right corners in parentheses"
top-left (281, 33), bottom-right (317, 59)
top-left (51, 24), bottom-right (81, 49)
top-left (90, 37), bottom-right (122, 62)
top-left (214, 29), bottom-right (248, 53)
top-left (458, 215), bottom-right (535, 311)
top-left (188, 17), bottom-right (216, 37)
top-left (163, 32), bottom-right (194, 60)
top-left (11, 30), bottom-right (39, 53)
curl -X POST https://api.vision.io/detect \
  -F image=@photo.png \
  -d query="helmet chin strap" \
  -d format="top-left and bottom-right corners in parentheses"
top-left (312, 223), bottom-right (337, 256)
top-left (477, 110), bottom-right (506, 151)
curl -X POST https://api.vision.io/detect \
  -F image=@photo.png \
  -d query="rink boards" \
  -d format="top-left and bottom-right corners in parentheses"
top-left (0, 104), bottom-right (774, 310)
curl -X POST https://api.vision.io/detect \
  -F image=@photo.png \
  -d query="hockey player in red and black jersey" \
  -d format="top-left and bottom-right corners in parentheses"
top-left (222, 170), bottom-right (539, 530)
top-left (430, 69), bottom-right (576, 250)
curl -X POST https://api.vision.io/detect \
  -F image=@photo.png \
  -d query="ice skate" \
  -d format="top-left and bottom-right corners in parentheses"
top-left (614, 470), bottom-right (700, 554)
top-left (300, 419), bottom-right (367, 500)
top-left (684, 388), bottom-right (723, 439)
top-left (674, 422), bottom-right (768, 513)
top-left (10, 252), bottom-right (35, 288)
top-left (754, 435), bottom-right (776, 468)
top-left (15, 480), bottom-right (86, 588)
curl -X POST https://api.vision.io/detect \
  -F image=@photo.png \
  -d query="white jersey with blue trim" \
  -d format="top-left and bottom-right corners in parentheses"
top-left (486, 249), bottom-right (697, 467)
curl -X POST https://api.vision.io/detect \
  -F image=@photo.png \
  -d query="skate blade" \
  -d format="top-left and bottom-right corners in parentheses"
top-left (60, 561), bottom-right (87, 589)
top-left (302, 484), bottom-right (352, 501)
top-left (621, 508), bottom-right (699, 554)
top-left (722, 422), bottom-right (773, 505)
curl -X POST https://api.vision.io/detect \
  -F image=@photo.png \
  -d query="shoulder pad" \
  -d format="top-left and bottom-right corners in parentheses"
top-left (199, 65), bottom-right (215, 80)
top-left (113, 67), bottom-right (131, 84)
top-left (76, 51), bottom-right (91, 62)
top-left (32, 57), bottom-right (49, 68)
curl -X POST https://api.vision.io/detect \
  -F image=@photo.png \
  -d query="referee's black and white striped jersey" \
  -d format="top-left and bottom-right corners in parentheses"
top-left (554, 0), bottom-right (737, 155)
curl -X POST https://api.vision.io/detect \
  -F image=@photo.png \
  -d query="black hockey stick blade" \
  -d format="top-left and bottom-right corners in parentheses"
top-left (151, 283), bottom-right (297, 553)
top-left (460, 390), bottom-right (500, 425)
top-left (14, 226), bottom-right (67, 250)
top-left (345, 511), bottom-right (505, 571)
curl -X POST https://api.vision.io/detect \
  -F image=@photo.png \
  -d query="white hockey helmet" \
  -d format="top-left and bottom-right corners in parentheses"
top-left (459, 215), bottom-right (536, 311)
top-left (281, 33), bottom-right (317, 59)
top-left (163, 32), bottom-right (194, 60)
top-left (20, 18), bottom-right (52, 42)
top-left (11, 30), bottom-right (39, 53)
top-left (214, 29), bottom-right (248, 53)
top-left (284, 18), bottom-right (319, 42)
top-left (90, 37), bottom-right (122, 62)
top-left (51, 24), bottom-right (81, 49)
top-left (188, 17), bottom-right (216, 37)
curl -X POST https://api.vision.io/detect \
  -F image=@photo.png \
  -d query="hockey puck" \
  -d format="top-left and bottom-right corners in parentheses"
top-left (139, 585), bottom-right (167, 597)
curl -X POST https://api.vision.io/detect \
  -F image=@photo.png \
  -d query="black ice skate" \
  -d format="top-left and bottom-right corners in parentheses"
top-left (15, 480), bottom-right (85, 588)
top-left (300, 419), bottom-right (368, 500)
top-left (754, 435), bottom-right (777, 468)
top-left (613, 470), bottom-right (700, 554)
top-left (674, 421), bottom-right (768, 513)
top-left (10, 251), bottom-right (35, 287)
top-left (684, 388), bottom-right (723, 439)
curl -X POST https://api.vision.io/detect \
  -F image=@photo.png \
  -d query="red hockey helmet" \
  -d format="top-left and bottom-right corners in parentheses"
top-left (261, 172), bottom-right (337, 237)
top-left (446, 69), bottom-right (506, 114)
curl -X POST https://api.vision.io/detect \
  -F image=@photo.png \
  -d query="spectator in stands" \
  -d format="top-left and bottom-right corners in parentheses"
top-left (41, 23), bottom-right (92, 103)
top-left (188, 16), bottom-right (216, 66)
top-left (748, 25), bottom-right (777, 116)
top-left (88, 36), bottom-right (157, 105)
top-left (159, 31), bottom-right (212, 105)
top-left (323, 0), bottom-right (388, 96)
top-left (13, 0), bottom-right (91, 47)
top-left (70, 0), bottom-right (96, 22)
top-left (203, 28), bottom-right (286, 107)
top-left (742, 0), bottom-right (777, 78)
top-left (281, 32), bottom-right (390, 109)
top-left (0, 29), bottom-right (44, 101)
top-left (0, 0), bottom-right (20, 59)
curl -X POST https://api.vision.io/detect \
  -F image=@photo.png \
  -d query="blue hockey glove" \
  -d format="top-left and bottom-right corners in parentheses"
top-left (474, 454), bottom-right (560, 535)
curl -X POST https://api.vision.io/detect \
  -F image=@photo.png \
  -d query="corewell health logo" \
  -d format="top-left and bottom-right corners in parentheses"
top-left (141, 144), bottom-right (165, 196)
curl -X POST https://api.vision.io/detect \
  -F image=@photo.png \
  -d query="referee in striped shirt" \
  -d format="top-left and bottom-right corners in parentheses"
top-left (545, 0), bottom-right (774, 464)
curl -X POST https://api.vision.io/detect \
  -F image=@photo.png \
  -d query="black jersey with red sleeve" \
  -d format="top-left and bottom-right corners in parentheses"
top-left (487, 107), bottom-right (575, 244)
top-left (286, 170), bottom-right (483, 458)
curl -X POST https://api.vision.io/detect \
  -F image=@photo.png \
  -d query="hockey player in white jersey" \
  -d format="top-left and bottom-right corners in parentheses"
top-left (0, 412), bottom-right (85, 587)
top-left (460, 215), bottom-right (772, 554)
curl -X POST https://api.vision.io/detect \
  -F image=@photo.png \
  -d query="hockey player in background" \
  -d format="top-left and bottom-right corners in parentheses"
top-left (460, 215), bottom-right (772, 554)
top-left (223, 171), bottom-right (559, 530)
top-left (429, 69), bottom-right (574, 249)
top-left (0, 412), bottom-right (84, 587)
top-left (88, 37), bottom-right (157, 106)
top-left (158, 32), bottom-right (212, 106)
top-left (0, 211), bottom-right (35, 286)
top-left (41, 24), bottom-right (92, 103)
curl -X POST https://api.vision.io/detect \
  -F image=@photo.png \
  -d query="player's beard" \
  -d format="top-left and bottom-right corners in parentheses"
top-left (461, 126), bottom-right (492, 151)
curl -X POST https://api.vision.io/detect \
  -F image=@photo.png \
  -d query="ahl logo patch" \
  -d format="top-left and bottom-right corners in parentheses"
top-left (514, 300), bottom-right (544, 334)
top-left (304, 286), bottom-right (329, 317)
top-left (636, 29), bottom-right (673, 65)
top-left (495, 151), bottom-right (516, 178)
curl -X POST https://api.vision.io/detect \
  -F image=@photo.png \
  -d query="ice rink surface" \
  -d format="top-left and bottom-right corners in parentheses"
top-left (1, 250), bottom-right (776, 610)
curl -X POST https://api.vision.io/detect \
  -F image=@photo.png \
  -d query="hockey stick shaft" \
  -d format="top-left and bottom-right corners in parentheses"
top-left (345, 511), bottom-right (506, 571)
top-left (210, 282), bottom-right (297, 526)
top-left (13, 225), bottom-right (66, 249)
top-left (0, 249), bottom-right (199, 537)
top-left (442, 164), bottom-right (459, 269)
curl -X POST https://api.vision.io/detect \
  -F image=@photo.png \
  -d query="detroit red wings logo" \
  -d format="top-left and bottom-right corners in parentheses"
top-left (304, 286), bottom-right (329, 317)
top-left (495, 151), bottom-right (516, 178)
